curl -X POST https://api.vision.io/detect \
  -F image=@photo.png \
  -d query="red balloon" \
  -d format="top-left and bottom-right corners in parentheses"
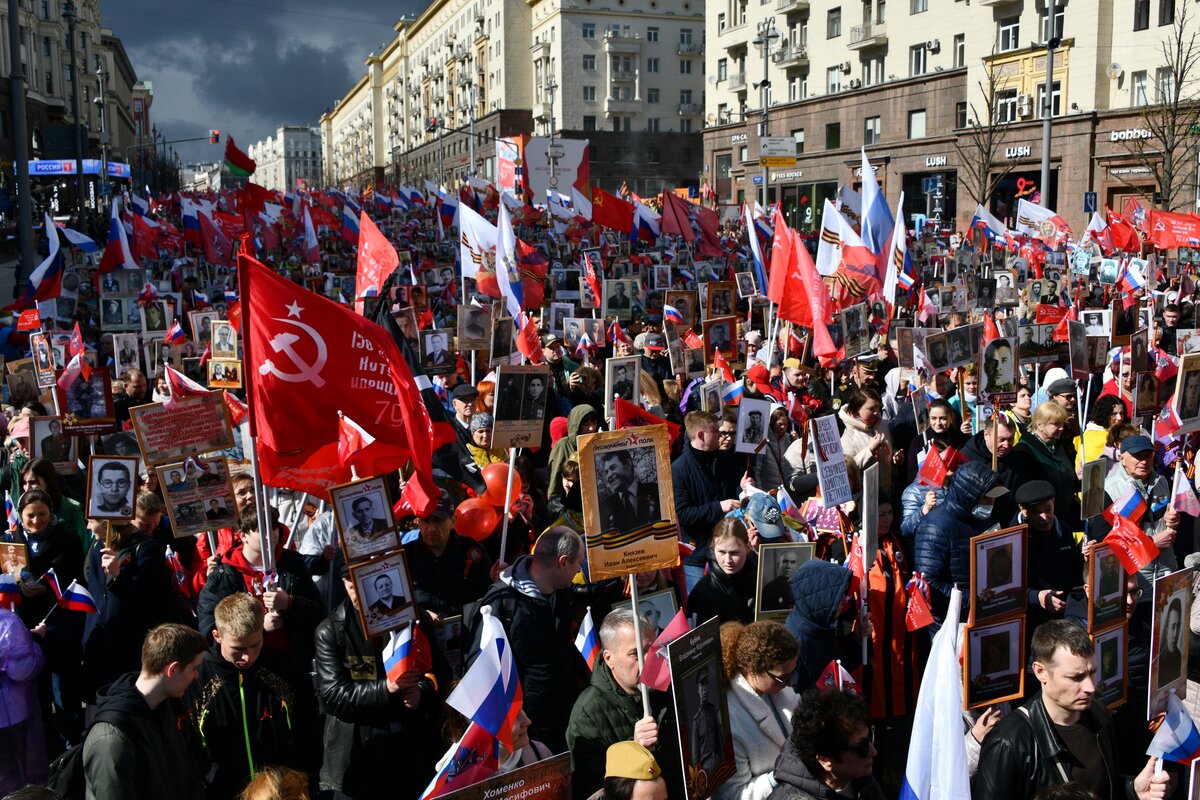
top-left (455, 498), bottom-right (499, 542)
top-left (481, 463), bottom-right (523, 507)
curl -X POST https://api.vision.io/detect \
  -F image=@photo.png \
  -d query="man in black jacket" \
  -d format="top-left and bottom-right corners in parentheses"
top-left (960, 415), bottom-right (1019, 521)
top-left (973, 620), bottom-right (1170, 800)
top-left (83, 623), bottom-right (208, 800)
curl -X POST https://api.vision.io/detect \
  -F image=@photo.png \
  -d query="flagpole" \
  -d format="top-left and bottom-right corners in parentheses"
top-left (497, 447), bottom-right (518, 565)
top-left (628, 575), bottom-right (653, 718)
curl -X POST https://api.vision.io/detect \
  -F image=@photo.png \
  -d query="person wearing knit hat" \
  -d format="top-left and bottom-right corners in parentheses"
top-left (467, 412), bottom-right (506, 468)
top-left (596, 741), bottom-right (667, 800)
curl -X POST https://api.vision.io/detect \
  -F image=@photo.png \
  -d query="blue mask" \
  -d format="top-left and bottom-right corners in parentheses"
top-left (971, 503), bottom-right (993, 520)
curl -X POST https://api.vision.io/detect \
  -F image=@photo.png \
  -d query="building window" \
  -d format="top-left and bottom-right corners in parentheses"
top-left (909, 44), bottom-right (927, 76)
top-left (1040, 8), bottom-right (1064, 40)
top-left (996, 89), bottom-right (1018, 122)
top-left (582, 23), bottom-right (595, 39)
top-left (1134, 0), bottom-right (1150, 30)
top-left (648, 118), bottom-right (660, 132)
top-left (864, 57), bottom-right (884, 86)
top-left (583, 115), bottom-right (597, 130)
top-left (648, 87), bottom-right (660, 102)
top-left (826, 122), bottom-right (841, 149)
top-left (864, 116), bottom-right (881, 144)
top-left (1160, 0), bottom-right (1176, 27)
top-left (716, 153), bottom-right (732, 178)
top-left (680, 89), bottom-right (693, 104)
top-left (792, 128), bottom-right (804, 153)
top-left (39, 0), bottom-right (48, 18)
top-left (718, 59), bottom-right (728, 80)
top-left (788, 77), bottom-right (801, 101)
top-left (908, 109), bottom-right (926, 138)
top-left (680, 60), bottom-right (692, 74)
top-left (953, 34), bottom-right (965, 68)
top-left (680, 29), bottom-right (693, 44)
top-left (45, 71), bottom-right (52, 93)
top-left (648, 147), bottom-right (660, 162)
top-left (647, 26), bottom-right (659, 42)
top-left (1131, 70), bottom-right (1149, 105)
top-left (583, 86), bottom-right (596, 101)
top-left (718, 13), bottom-right (726, 31)
top-left (911, 0), bottom-right (926, 13)
top-left (42, 35), bottom-right (50, 56)
top-left (877, 0), bottom-right (886, 23)
top-left (998, 17), bottom-right (1019, 52)
top-left (65, 63), bottom-right (72, 82)
top-left (740, 145), bottom-right (750, 162)
top-left (956, 101), bottom-right (967, 128)
top-left (828, 7), bottom-right (841, 38)
top-left (583, 54), bottom-right (595, 69)
top-left (682, 119), bottom-right (693, 133)
top-left (1156, 66), bottom-right (1175, 102)
top-left (1037, 81), bottom-right (1061, 117)
top-left (647, 58), bottom-right (659, 72)
top-left (827, 66), bottom-right (841, 92)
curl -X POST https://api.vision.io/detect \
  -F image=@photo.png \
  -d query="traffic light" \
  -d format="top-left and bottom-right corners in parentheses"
top-left (209, 129), bottom-right (221, 144)
top-left (425, 117), bottom-right (439, 134)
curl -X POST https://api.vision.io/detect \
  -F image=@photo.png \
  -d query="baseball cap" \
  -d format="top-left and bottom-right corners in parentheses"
top-left (744, 493), bottom-right (787, 541)
top-left (642, 332), bottom-right (665, 351)
top-left (541, 333), bottom-right (563, 347)
top-left (782, 357), bottom-right (803, 370)
top-left (982, 484), bottom-right (1010, 499)
top-left (1119, 434), bottom-right (1155, 455)
top-left (745, 363), bottom-right (778, 399)
top-left (452, 383), bottom-right (479, 402)
top-left (605, 742), bottom-right (661, 781)
top-left (424, 490), bottom-right (455, 521)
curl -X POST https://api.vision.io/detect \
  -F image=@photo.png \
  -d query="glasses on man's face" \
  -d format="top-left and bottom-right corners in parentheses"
top-left (1127, 587), bottom-right (1144, 601)
top-left (844, 726), bottom-right (875, 758)
top-left (100, 480), bottom-right (130, 490)
top-left (718, 429), bottom-right (736, 439)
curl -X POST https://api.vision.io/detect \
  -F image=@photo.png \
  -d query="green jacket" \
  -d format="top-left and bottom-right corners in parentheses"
top-left (566, 658), bottom-right (685, 800)
top-left (547, 403), bottom-right (599, 512)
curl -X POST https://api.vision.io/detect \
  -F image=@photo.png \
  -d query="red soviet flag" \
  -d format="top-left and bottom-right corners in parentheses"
top-left (355, 211), bottom-right (399, 314)
top-left (240, 253), bottom-right (438, 511)
top-left (591, 186), bottom-right (634, 234)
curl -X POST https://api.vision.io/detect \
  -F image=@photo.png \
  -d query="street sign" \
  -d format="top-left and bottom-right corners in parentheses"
top-left (752, 175), bottom-right (764, 185)
top-left (759, 157), bottom-right (797, 167)
top-left (1084, 191), bottom-right (1098, 213)
top-left (758, 136), bottom-right (795, 158)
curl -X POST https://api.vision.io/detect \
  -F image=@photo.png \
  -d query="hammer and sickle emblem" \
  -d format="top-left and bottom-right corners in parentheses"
top-left (258, 316), bottom-right (328, 387)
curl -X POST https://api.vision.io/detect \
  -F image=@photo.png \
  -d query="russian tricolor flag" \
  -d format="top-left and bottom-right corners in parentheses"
top-left (165, 319), bottom-right (188, 346)
top-left (5, 212), bottom-right (62, 312)
top-left (576, 331), bottom-right (595, 359)
top-left (0, 572), bottom-right (19, 607)
top-left (777, 485), bottom-right (802, 520)
top-left (383, 621), bottom-right (433, 683)
top-left (421, 722), bottom-right (499, 799)
top-left (446, 607), bottom-right (523, 750)
top-left (1110, 485), bottom-right (1148, 523)
top-left (664, 304), bottom-right (684, 324)
top-left (61, 226), bottom-right (100, 253)
top-left (98, 200), bottom-right (138, 275)
top-left (721, 380), bottom-right (744, 406)
top-left (5, 491), bottom-right (18, 531)
top-left (42, 567), bottom-right (64, 601)
top-left (340, 203), bottom-right (361, 245)
top-left (1148, 693), bottom-right (1200, 765)
top-left (574, 607), bottom-right (601, 670)
top-left (60, 580), bottom-right (98, 613)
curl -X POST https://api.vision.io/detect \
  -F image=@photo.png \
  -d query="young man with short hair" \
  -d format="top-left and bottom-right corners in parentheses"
top-left (83, 623), bottom-right (208, 800)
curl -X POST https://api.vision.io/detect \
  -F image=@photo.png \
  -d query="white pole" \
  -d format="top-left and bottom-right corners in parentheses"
top-left (629, 575), bottom-right (653, 717)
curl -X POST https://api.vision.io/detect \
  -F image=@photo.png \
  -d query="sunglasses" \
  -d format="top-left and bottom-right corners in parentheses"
top-left (765, 667), bottom-right (796, 687)
top-left (844, 726), bottom-right (875, 758)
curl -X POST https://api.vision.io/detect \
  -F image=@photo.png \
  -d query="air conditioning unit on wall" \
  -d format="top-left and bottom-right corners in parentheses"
top-left (1016, 93), bottom-right (1033, 117)
top-left (848, 78), bottom-right (862, 89)
top-left (926, 39), bottom-right (940, 53)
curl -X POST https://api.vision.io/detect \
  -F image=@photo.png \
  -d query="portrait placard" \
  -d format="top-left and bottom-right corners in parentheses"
top-left (969, 525), bottom-right (1027, 624)
top-left (331, 475), bottom-right (400, 564)
top-left (924, 330), bottom-right (951, 373)
top-left (1081, 458), bottom-right (1109, 520)
top-left (667, 617), bottom-right (736, 800)
top-left (112, 333), bottom-right (141, 379)
top-left (577, 425), bottom-right (680, 581)
top-left (840, 303), bottom-right (870, 359)
top-left (612, 587), bottom-right (680, 638)
top-left (30, 333), bottom-right (56, 388)
top-left (207, 359), bottom-right (243, 389)
top-left (0, 541), bottom-right (28, 577)
top-left (603, 278), bottom-right (637, 320)
top-left (1087, 543), bottom-right (1126, 633)
top-left (420, 328), bottom-right (455, 375)
top-left (702, 316), bottom-right (737, 366)
top-left (1068, 320), bottom-right (1090, 380)
top-left (1130, 326), bottom-right (1151, 374)
top-left (1134, 373), bottom-right (1160, 418)
top-left (664, 290), bottom-right (697, 327)
top-left (735, 398), bottom-right (772, 455)
top-left (704, 281), bottom-right (736, 320)
top-left (699, 381), bottom-right (723, 413)
top-left (156, 455), bottom-right (237, 537)
top-left (189, 310), bottom-right (219, 344)
top-left (1093, 623), bottom-right (1128, 711)
top-left (349, 550), bottom-right (416, 639)
top-left (493, 364), bottom-right (551, 449)
top-left (129, 392), bottom-right (236, 466)
top-left (735, 272), bottom-right (757, 299)
top-left (457, 305), bottom-right (491, 350)
top-left (755, 542), bottom-right (816, 620)
top-left (55, 368), bottom-right (116, 435)
top-left (85, 454), bottom-right (139, 520)
top-left (1149, 566), bottom-right (1193, 719)
top-left (29, 416), bottom-right (77, 474)
top-left (579, 276), bottom-right (599, 310)
top-left (548, 302), bottom-right (574, 337)
top-left (964, 616), bottom-right (1026, 710)
top-left (1081, 309), bottom-right (1112, 338)
top-left (210, 321), bottom-right (238, 359)
top-left (603, 356), bottom-right (642, 420)
top-left (489, 315), bottom-right (515, 367)
top-left (943, 325), bottom-right (974, 370)
top-left (811, 415), bottom-right (853, 508)
top-left (1172, 353), bottom-right (1200, 433)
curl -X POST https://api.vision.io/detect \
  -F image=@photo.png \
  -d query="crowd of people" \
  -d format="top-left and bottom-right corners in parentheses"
top-left (0, 181), bottom-right (1191, 800)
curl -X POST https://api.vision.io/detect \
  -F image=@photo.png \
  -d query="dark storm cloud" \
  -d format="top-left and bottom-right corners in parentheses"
top-left (101, 0), bottom-right (421, 162)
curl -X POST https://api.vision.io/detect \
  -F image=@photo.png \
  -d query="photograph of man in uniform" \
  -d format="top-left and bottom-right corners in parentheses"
top-left (367, 573), bottom-right (406, 616)
top-left (212, 323), bottom-right (236, 358)
top-left (689, 668), bottom-right (724, 775)
top-left (521, 375), bottom-right (547, 420)
top-left (1158, 596), bottom-right (1185, 687)
top-left (760, 548), bottom-right (800, 612)
top-left (102, 299), bottom-right (123, 327)
top-left (422, 330), bottom-right (452, 369)
top-left (613, 365), bottom-right (634, 402)
top-left (66, 372), bottom-right (109, 419)
top-left (459, 307), bottom-right (488, 344)
top-left (491, 317), bottom-right (514, 366)
top-left (1083, 311), bottom-right (1108, 337)
top-left (982, 339), bottom-right (1016, 396)
top-left (596, 448), bottom-right (659, 534)
top-left (494, 373), bottom-right (524, 421)
top-left (345, 495), bottom-right (391, 540)
top-left (743, 410), bottom-right (764, 444)
top-left (38, 419), bottom-right (70, 463)
top-left (115, 335), bottom-right (139, 375)
top-left (607, 281), bottom-right (631, 310)
top-left (1179, 366), bottom-right (1200, 421)
top-left (90, 460), bottom-right (134, 516)
top-left (706, 321), bottom-right (732, 360)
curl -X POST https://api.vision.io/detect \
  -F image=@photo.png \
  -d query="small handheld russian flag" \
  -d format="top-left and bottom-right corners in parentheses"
top-left (576, 331), bottom-right (594, 359)
top-left (164, 319), bottom-right (187, 345)
top-left (42, 567), bottom-right (63, 601)
top-left (382, 621), bottom-right (433, 683)
top-left (574, 607), bottom-right (601, 670)
top-left (0, 572), bottom-right (21, 607)
top-left (60, 580), bottom-right (98, 613)
top-left (1109, 484), bottom-right (1148, 524)
top-left (664, 304), bottom-right (684, 324)
top-left (721, 380), bottom-right (744, 406)
top-left (1148, 693), bottom-right (1200, 765)
top-left (5, 491), bottom-right (18, 531)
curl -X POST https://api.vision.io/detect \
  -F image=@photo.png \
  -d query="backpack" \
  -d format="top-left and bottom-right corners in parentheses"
top-left (45, 709), bottom-right (127, 800)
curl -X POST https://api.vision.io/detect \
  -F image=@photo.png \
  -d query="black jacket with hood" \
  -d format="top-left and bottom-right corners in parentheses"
top-left (784, 560), bottom-right (860, 689)
top-left (686, 549), bottom-right (758, 624)
top-left (671, 440), bottom-right (743, 566)
top-left (767, 737), bottom-right (886, 800)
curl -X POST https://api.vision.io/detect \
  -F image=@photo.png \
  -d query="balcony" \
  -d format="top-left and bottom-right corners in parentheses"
top-left (727, 72), bottom-right (748, 91)
top-left (611, 68), bottom-right (636, 81)
top-left (605, 96), bottom-right (642, 115)
top-left (849, 22), bottom-right (888, 50)
top-left (978, 0), bottom-right (1017, 5)
top-left (678, 41), bottom-right (703, 56)
top-left (677, 102), bottom-right (702, 115)
top-left (776, 0), bottom-right (809, 11)
top-left (603, 30), bottom-right (642, 53)
top-left (772, 44), bottom-right (808, 69)
top-left (530, 40), bottom-right (549, 60)
top-left (533, 101), bottom-right (551, 122)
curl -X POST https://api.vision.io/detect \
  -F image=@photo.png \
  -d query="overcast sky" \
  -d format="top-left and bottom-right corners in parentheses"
top-left (102, 0), bottom-right (422, 165)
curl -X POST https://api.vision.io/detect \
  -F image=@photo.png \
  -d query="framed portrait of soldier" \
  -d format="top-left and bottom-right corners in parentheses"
top-left (1066, 320), bottom-right (1090, 380)
top-left (603, 279), bottom-right (637, 320)
top-left (1173, 353), bottom-right (1200, 431)
top-left (734, 272), bottom-right (757, 299)
top-left (1082, 309), bottom-right (1111, 338)
top-left (1087, 336), bottom-right (1111, 373)
top-left (490, 316), bottom-right (515, 368)
top-left (974, 278), bottom-right (996, 310)
top-left (994, 270), bottom-right (1018, 306)
top-left (1081, 458), bottom-right (1109, 520)
top-left (56, 368), bottom-right (116, 435)
top-left (85, 454), bottom-right (138, 520)
top-left (457, 305), bottom-right (490, 351)
top-left (755, 542), bottom-right (816, 620)
top-left (0, 541), bottom-right (27, 577)
top-left (1130, 327), bottom-right (1151, 375)
top-left (548, 303), bottom-right (574, 337)
top-left (655, 266), bottom-right (674, 292)
top-left (392, 306), bottom-right (420, 345)
top-left (189, 310), bottom-right (218, 345)
top-left (684, 347), bottom-right (706, 379)
top-left (139, 300), bottom-right (169, 337)
top-left (944, 325), bottom-right (973, 370)
top-left (155, 455), bottom-right (237, 538)
top-left (978, 337), bottom-right (1017, 405)
top-left (612, 587), bottom-right (680, 638)
top-left (964, 616), bottom-right (1025, 710)
top-left (29, 333), bottom-right (55, 389)
top-left (1134, 373), bottom-right (1159, 418)
top-left (666, 618), bottom-right (736, 799)
top-left (1088, 542), bottom-right (1126, 633)
top-left (349, 550), bottom-right (416, 639)
top-left (210, 321), bottom-right (237, 359)
top-left (705, 281), bottom-right (736, 320)
top-left (840, 303), bottom-right (870, 359)
top-left (331, 475), bottom-right (399, 564)
top-left (112, 333), bottom-right (141, 380)
top-left (1149, 566), bottom-right (1193, 719)
top-left (420, 329), bottom-right (455, 375)
top-left (493, 364), bottom-right (550, 449)
top-left (1093, 623), bottom-right (1128, 711)
top-left (735, 398), bottom-right (772, 455)
top-left (29, 417), bottom-right (77, 475)
top-left (702, 316), bottom-right (737, 366)
top-left (699, 381), bottom-right (723, 413)
top-left (577, 425), bottom-right (679, 581)
top-left (604, 356), bottom-right (642, 419)
top-left (895, 327), bottom-right (915, 370)
top-left (665, 290), bottom-right (697, 328)
top-left (969, 525), bottom-right (1027, 624)
top-left (924, 330), bottom-right (951, 373)
top-left (579, 276), bottom-right (600, 310)
top-left (555, 268), bottom-right (581, 301)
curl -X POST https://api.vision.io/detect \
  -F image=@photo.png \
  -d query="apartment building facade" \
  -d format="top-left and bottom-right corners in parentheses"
top-left (246, 126), bottom-right (324, 193)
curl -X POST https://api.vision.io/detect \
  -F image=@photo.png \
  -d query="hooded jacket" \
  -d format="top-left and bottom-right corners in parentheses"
top-left (913, 461), bottom-right (1003, 624)
top-left (687, 549), bottom-right (759, 624)
top-left (767, 738), bottom-right (885, 800)
top-left (960, 430), bottom-right (1018, 522)
top-left (82, 672), bottom-right (206, 800)
top-left (565, 657), bottom-right (683, 800)
top-left (785, 560), bottom-right (857, 689)
top-left (672, 439), bottom-right (744, 566)
top-left (547, 404), bottom-right (599, 516)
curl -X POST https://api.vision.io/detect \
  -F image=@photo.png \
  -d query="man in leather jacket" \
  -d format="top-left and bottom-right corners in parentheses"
top-left (973, 620), bottom-right (1170, 800)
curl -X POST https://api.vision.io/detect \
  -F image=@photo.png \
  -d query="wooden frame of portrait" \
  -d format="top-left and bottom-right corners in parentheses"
top-left (348, 549), bottom-right (416, 639)
top-left (1092, 622), bottom-right (1129, 711)
top-left (968, 524), bottom-right (1028, 624)
top-left (1087, 542), bottom-right (1127, 633)
top-left (963, 615), bottom-right (1026, 710)
top-left (331, 475), bottom-right (400, 564)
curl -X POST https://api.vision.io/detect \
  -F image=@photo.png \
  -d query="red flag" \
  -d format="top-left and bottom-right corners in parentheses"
top-left (1106, 208), bottom-right (1140, 252)
top-left (660, 192), bottom-right (695, 242)
top-left (583, 252), bottom-right (603, 305)
top-left (794, 228), bottom-right (838, 364)
top-left (905, 573), bottom-right (935, 631)
top-left (982, 314), bottom-right (1001, 345)
top-left (681, 328), bottom-right (704, 350)
top-left (916, 446), bottom-right (948, 487)
top-left (227, 301), bottom-right (243, 332)
top-left (224, 136), bottom-right (257, 176)
top-left (337, 411), bottom-right (375, 466)
top-left (355, 211), bottom-right (399, 314)
top-left (639, 609), bottom-right (691, 692)
top-left (590, 186), bottom-right (634, 233)
top-left (131, 213), bottom-right (159, 264)
top-left (515, 315), bottom-right (543, 364)
top-left (240, 253), bottom-right (438, 509)
top-left (815, 660), bottom-right (862, 695)
top-left (16, 309), bottom-right (41, 332)
top-left (613, 397), bottom-right (681, 444)
top-left (199, 212), bottom-right (233, 267)
top-left (1103, 515), bottom-right (1160, 573)
top-left (223, 390), bottom-right (248, 427)
top-left (713, 349), bottom-right (735, 383)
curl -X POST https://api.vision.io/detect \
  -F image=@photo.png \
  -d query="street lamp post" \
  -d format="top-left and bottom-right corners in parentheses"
top-left (95, 65), bottom-right (108, 209)
top-left (544, 79), bottom-right (559, 190)
top-left (63, 1), bottom-right (85, 230)
top-left (7, 0), bottom-right (35, 285)
top-left (1039, 0), bottom-right (1058, 208)
top-left (753, 19), bottom-right (779, 211)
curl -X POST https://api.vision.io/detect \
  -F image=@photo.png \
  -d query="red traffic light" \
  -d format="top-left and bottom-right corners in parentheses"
top-left (209, 129), bottom-right (221, 143)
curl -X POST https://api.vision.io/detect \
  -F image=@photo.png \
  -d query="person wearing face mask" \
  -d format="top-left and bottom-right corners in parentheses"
top-left (913, 462), bottom-right (1011, 631)
top-left (1007, 402), bottom-right (1082, 530)
top-left (686, 519), bottom-right (758, 624)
